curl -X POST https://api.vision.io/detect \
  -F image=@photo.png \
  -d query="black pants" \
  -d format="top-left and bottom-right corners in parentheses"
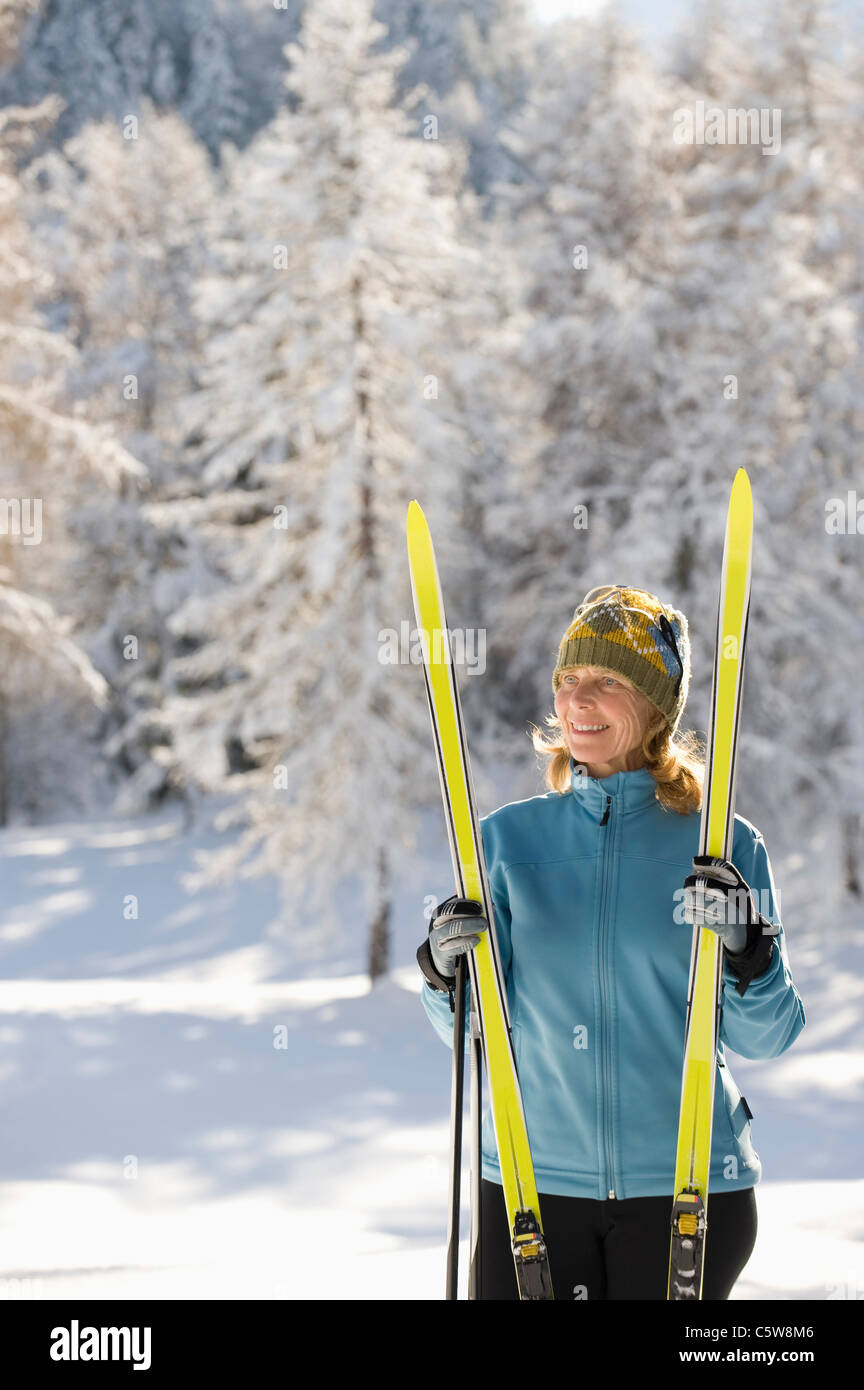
top-left (479, 1179), bottom-right (757, 1300)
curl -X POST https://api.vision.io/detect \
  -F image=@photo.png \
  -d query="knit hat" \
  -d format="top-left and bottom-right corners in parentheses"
top-left (552, 585), bottom-right (691, 736)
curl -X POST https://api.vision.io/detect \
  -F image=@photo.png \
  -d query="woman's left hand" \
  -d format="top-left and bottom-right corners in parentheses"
top-left (681, 855), bottom-right (759, 955)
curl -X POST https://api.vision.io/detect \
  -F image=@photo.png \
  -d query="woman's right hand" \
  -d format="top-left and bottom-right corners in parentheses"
top-left (428, 895), bottom-right (489, 978)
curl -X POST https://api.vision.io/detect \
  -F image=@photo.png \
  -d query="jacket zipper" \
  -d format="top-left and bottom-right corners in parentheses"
top-left (598, 792), bottom-right (616, 1199)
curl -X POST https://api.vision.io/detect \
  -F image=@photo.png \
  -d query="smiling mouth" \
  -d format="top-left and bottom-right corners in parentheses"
top-left (570, 723), bottom-right (609, 734)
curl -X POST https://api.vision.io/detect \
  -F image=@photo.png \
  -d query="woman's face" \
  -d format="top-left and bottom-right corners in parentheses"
top-left (553, 666), bottom-right (657, 778)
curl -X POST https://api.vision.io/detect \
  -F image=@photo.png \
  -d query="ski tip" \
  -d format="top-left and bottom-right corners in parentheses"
top-left (406, 499), bottom-right (428, 540)
top-left (732, 468), bottom-right (752, 499)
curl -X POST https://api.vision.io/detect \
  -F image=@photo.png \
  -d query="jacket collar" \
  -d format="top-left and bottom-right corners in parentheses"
top-left (569, 757), bottom-right (658, 819)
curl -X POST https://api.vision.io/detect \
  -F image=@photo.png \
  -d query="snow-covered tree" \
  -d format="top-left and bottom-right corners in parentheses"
top-left (639, 0), bottom-right (864, 887)
top-left (156, 0), bottom-right (507, 977)
top-left (180, 0), bottom-right (250, 155)
top-left (0, 0), bottom-right (143, 820)
top-left (0, 0), bottom-right (262, 156)
top-left (496, 2), bottom-right (863, 897)
top-left (18, 103), bottom-right (218, 814)
top-left (29, 102), bottom-right (214, 452)
top-left (476, 13), bottom-right (690, 745)
top-left (376, 0), bottom-right (537, 195)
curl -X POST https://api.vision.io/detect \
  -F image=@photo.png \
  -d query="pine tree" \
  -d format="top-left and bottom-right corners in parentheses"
top-left (0, 2), bottom-right (142, 820)
top-left (23, 102), bottom-right (217, 814)
top-left (158, 0), bottom-right (501, 977)
top-left (478, 13), bottom-right (689, 738)
top-left (465, 1), bottom-right (864, 895)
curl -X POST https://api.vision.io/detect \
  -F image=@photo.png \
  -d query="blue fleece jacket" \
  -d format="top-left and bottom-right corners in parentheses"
top-left (421, 762), bottom-right (806, 1201)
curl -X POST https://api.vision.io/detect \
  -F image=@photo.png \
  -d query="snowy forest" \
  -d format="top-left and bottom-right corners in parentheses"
top-left (0, 0), bottom-right (861, 1308)
top-left (1, 0), bottom-right (861, 979)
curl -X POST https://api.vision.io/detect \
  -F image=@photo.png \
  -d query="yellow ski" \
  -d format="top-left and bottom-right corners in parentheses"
top-left (407, 500), bottom-right (553, 1300)
top-left (668, 468), bottom-right (754, 1299)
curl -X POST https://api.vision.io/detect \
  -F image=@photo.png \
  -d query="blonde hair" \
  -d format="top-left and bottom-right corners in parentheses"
top-left (529, 706), bottom-right (705, 816)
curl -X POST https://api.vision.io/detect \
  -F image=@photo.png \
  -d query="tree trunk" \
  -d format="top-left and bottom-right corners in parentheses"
top-left (0, 683), bottom-right (7, 827)
top-left (0, 536), bottom-right (15, 825)
top-left (842, 811), bottom-right (861, 898)
top-left (368, 845), bottom-right (390, 982)
top-left (350, 261), bottom-right (389, 980)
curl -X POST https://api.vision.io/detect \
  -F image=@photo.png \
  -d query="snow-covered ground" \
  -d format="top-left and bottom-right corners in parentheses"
top-left (0, 805), bottom-right (860, 1301)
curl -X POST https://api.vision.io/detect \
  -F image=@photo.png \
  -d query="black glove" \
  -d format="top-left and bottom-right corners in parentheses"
top-left (686, 855), bottom-right (777, 997)
top-left (416, 895), bottom-right (488, 1007)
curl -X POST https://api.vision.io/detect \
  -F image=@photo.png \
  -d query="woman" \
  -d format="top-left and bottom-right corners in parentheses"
top-left (417, 585), bottom-right (806, 1300)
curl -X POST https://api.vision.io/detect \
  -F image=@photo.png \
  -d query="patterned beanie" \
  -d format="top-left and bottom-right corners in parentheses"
top-left (552, 585), bottom-right (691, 736)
